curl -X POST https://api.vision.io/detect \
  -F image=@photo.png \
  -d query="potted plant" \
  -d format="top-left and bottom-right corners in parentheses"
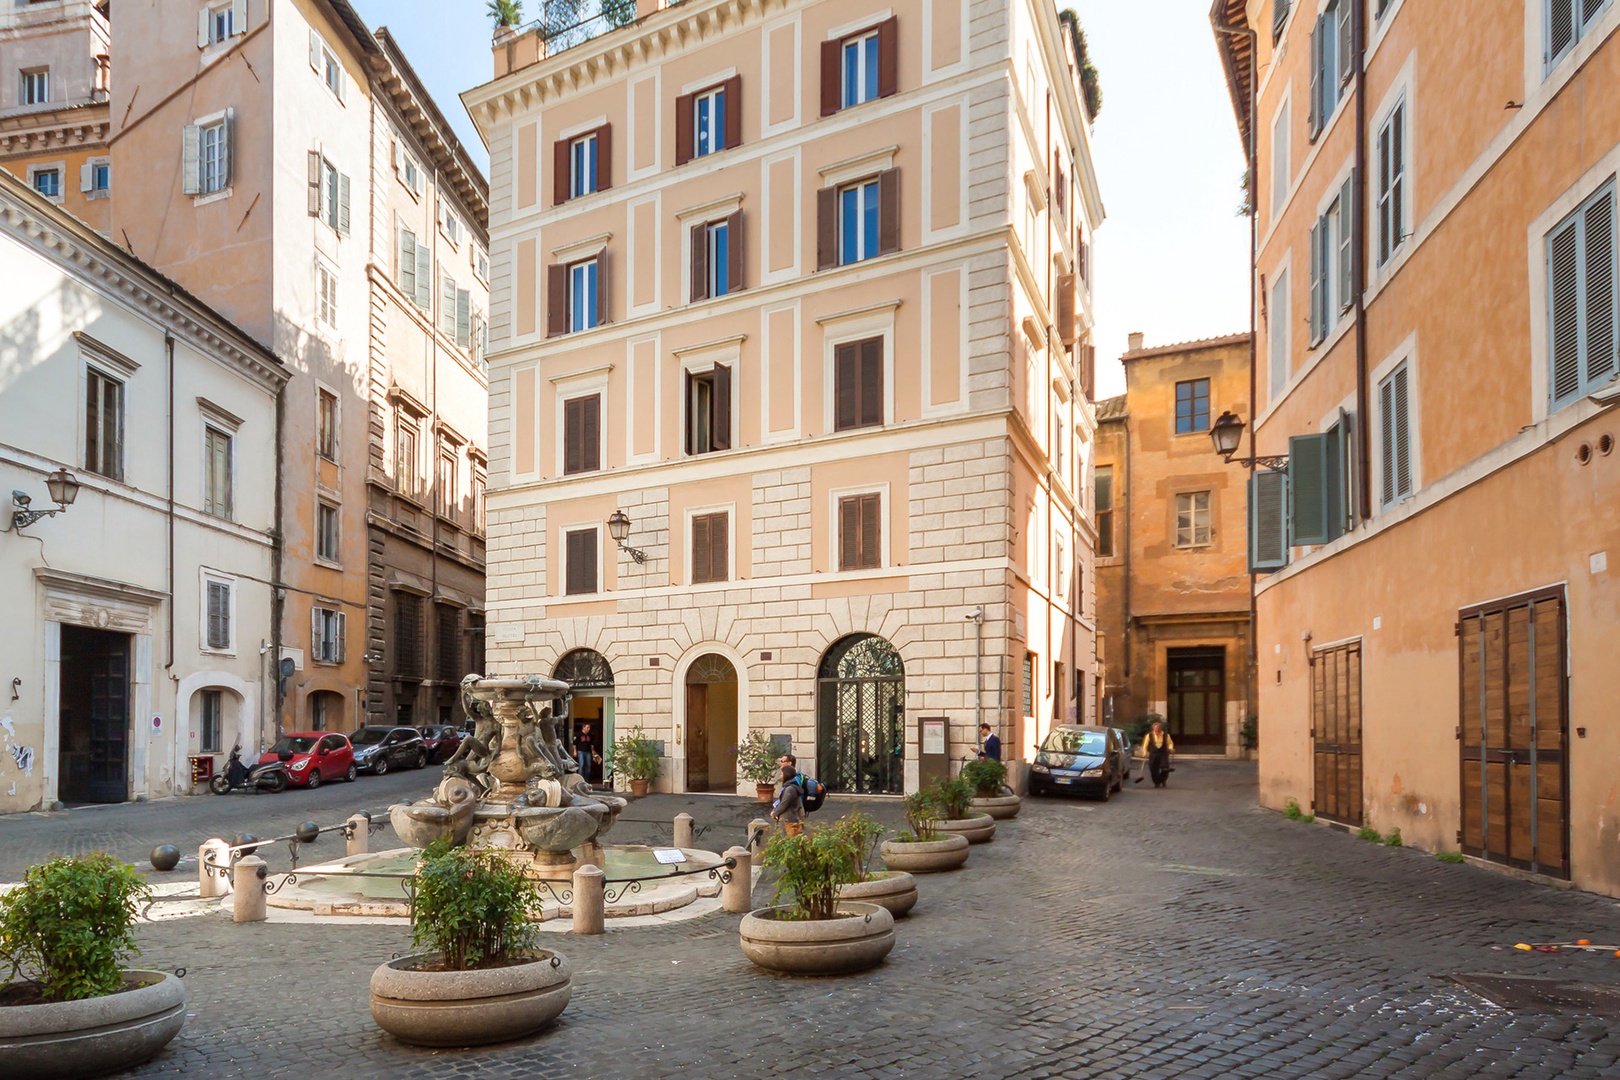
top-left (962, 758), bottom-right (1020, 820)
top-left (611, 726), bottom-right (661, 797)
top-left (739, 817), bottom-right (895, 975)
top-left (735, 729), bottom-right (781, 804)
top-left (370, 840), bottom-right (570, 1047)
top-left (879, 789), bottom-right (969, 873)
top-left (488, 0), bottom-right (523, 45)
top-left (831, 811), bottom-right (918, 918)
top-left (929, 775), bottom-right (996, 844)
top-left (0, 853), bottom-right (186, 1079)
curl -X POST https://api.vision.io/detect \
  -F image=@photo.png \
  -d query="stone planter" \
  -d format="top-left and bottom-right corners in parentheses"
top-left (934, 813), bottom-right (996, 844)
top-left (0, 969), bottom-right (185, 1080)
top-left (879, 833), bottom-right (969, 873)
top-left (628, 779), bottom-right (650, 798)
top-left (755, 783), bottom-right (775, 804)
top-left (370, 952), bottom-right (572, 1048)
top-left (969, 793), bottom-right (1022, 820)
top-left (836, 870), bottom-right (918, 918)
top-left (738, 902), bottom-right (895, 975)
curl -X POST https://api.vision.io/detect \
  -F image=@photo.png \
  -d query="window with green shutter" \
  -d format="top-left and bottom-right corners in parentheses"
top-left (1379, 362), bottom-right (1415, 507)
top-left (1288, 431), bottom-right (1349, 546)
top-left (1248, 469), bottom-right (1289, 573)
top-left (1547, 181), bottom-right (1618, 411)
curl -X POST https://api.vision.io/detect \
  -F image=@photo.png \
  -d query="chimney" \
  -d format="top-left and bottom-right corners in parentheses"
top-left (1127, 331), bottom-right (1144, 353)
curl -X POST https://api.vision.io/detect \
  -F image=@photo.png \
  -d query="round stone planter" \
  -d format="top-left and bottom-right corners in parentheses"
top-left (738, 902), bottom-right (895, 975)
top-left (879, 833), bottom-right (970, 873)
top-left (934, 813), bottom-right (997, 844)
top-left (969, 793), bottom-right (1022, 820)
top-left (370, 952), bottom-right (572, 1048)
top-left (0, 969), bottom-right (185, 1080)
top-left (836, 870), bottom-right (918, 918)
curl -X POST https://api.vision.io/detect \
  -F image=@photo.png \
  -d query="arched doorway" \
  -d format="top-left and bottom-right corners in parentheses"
top-left (306, 689), bottom-right (345, 732)
top-left (817, 634), bottom-right (905, 794)
top-left (684, 654), bottom-right (737, 792)
top-left (553, 649), bottom-right (614, 785)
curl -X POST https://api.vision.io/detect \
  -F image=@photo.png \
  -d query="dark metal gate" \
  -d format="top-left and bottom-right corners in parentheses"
top-left (817, 635), bottom-right (904, 794)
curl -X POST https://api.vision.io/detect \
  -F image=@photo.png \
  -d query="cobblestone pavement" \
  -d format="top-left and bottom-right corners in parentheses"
top-left (13, 761), bottom-right (1620, 1079)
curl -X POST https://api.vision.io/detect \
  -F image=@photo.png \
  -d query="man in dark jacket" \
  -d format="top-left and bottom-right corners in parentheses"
top-left (978, 723), bottom-right (1001, 761)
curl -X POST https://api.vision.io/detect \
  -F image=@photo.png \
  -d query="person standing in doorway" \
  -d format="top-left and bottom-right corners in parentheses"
top-left (978, 723), bottom-right (1001, 761)
top-left (770, 762), bottom-right (805, 836)
top-left (574, 722), bottom-right (595, 783)
top-left (1140, 721), bottom-right (1174, 787)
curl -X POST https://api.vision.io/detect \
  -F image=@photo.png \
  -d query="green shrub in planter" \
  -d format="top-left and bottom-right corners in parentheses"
top-left (610, 726), bottom-right (661, 782)
top-left (734, 729), bottom-right (781, 787)
top-left (830, 811), bottom-right (886, 881)
top-left (933, 775), bottom-right (974, 820)
top-left (0, 852), bottom-right (150, 1002)
top-left (960, 759), bottom-right (1008, 798)
top-left (761, 819), bottom-right (865, 920)
top-left (900, 789), bottom-right (942, 842)
top-left (410, 839), bottom-right (546, 970)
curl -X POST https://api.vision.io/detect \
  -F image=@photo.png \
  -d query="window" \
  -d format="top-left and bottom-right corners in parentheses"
top-left (308, 152), bottom-right (350, 235)
top-left (818, 170), bottom-right (898, 269)
top-left (691, 511), bottom-right (729, 584)
top-left (20, 68), bottom-right (48, 106)
top-left (843, 30), bottom-right (880, 107)
top-left (1270, 100), bottom-right (1290, 219)
top-left (1269, 270), bottom-right (1291, 400)
top-left (199, 689), bottom-right (223, 752)
top-left (1336, 175), bottom-right (1355, 314)
top-left (1307, 1), bottom-right (1351, 141)
top-left (393, 592), bottom-right (424, 678)
top-left (1547, 182), bottom-right (1618, 409)
top-left (691, 215), bottom-right (742, 301)
top-left (471, 471), bottom-right (486, 533)
top-left (821, 18), bottom-right (896, 116)
top-left (199, 1), bottom-right (244, 46)
top-left (571, 131), bottom-right (598, 198)
top-left (396, 415), bottom-right (419, 496)
top-left (31, 168), bottom-right (60, 199)
top-left (81, 160), bottom-right (111, 197)
top-left (441, 273), bottom-right (472, 348)
top-left (837, 492), bottom-right (882, 570)
top-left (403, 155), bottom-right (421, 192)
top-left (1378, 363), bottom-right (1415, 507)
top-left (684, 364), bottom-right (732, 455)
top-left (436, 604), bottom-right (461, 683)
top-left (1094, 465), bottom-right (1114, 558)
top-left (398, 228), bottom-right (432, 309)
top-left (467, 611), bottom-right (486, 675)
top-left (439, 198), bottom-right (462, 246)
top-left (475, 248), bottom-right (489, 282)
top-left (310, 31), bottom-right (344, 100)
top-left (316, 501), bottom-right (340, 562)
top-left (840, 178), bottom-right (881, 265)
top-left (317, 388), bottom-right (338, 461)
top-left (833, 337), bottom-right (884, 431)
top-left (316, 260), bottom-right (338, 327)
top-left (85, 367), bottom-right (123, 480)
top-left (311, 605), bottom-right (345, 664)
top-left (1376, 98), bottom-right (1406, 267)
top-left (1548, 0), bottom-right (1613, 70)
top-left (1175, 492), bottom-right (1213, 547)
top-left (182, 116), bottom-right (233, 196)
top-left (1021, 652), bottom-right (1035, 716)
top-left (205, 579), bottom-right (232, 651)
top-left (562, 394), bottom-right (601, 475)
top-left (437, 451), bottom-right (457, 519)
top-left (562, 258), bottom-right (601, 333)
top-left (203, 426), bottom-right (233, 518)
top-left (695, 84), bottom-right (728, 157)
top-left (1174, 379), bottom-right (1210, 434)
top-left (564, 528), bottom-right (599, 595)
top-left (1273, 0), bottom-right (1291, 42)
top-left (1310, 178), bottom-right (1354, 344)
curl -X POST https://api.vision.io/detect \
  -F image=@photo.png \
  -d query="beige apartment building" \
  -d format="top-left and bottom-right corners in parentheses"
top-left (466, 0), bottom-right (1104, 794)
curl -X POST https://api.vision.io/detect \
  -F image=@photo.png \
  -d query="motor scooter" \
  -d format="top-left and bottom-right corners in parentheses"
top-left (208, 744), bottom-right (289, 794)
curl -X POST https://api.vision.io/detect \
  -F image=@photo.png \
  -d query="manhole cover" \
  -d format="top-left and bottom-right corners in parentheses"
top-left (1450, 974), bottom-right (1620, 1016)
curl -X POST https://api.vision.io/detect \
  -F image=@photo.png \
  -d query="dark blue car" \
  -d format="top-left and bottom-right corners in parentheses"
top-left (1028, 725), bottom-right (1123, 801)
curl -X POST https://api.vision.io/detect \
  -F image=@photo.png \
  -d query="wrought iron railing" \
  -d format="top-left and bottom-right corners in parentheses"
top-left (515, 0), bottom-right (643, 57)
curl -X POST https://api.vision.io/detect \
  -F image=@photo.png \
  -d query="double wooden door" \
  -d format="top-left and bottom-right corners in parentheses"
top-left (58, 626), bottom-right (130, 805)
top-left (1459, 587), bottom-right (1569, 878)
top-left (1312, 641), bottom-right (1363, 826)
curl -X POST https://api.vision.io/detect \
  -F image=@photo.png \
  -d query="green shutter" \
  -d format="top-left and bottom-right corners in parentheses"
top-left (1290, 432), bottom-right (1330, 545)
top-left (1323, 420), bottom-right (1345, 542)
top-left (1248, 469), bottom-right (1289, 573)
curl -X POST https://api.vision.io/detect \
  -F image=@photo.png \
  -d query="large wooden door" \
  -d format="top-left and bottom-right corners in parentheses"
top-left (685, 685), bottom-right (709, 792)
top-left (1459, 587), bottom-right (1568, 878)
top-left (1311, 641), bottom-right (1362, 826)
top-left (1167, 647), bottom-right (1226, 748)
top-left (58, 627), bottom-right (130, 805)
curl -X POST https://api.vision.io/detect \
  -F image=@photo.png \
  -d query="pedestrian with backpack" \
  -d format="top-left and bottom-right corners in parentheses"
top-left (770, 763), bottom-right (806, 837)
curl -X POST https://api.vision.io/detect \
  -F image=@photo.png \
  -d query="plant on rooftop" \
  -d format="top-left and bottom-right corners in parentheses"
top-left (487, 0), bottom-right (524, 27)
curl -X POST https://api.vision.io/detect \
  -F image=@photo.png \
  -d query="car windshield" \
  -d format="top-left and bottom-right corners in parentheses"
top-left (270, 737), bottom-right (318, 754)
top-left (1040, 729), bottom-right (1107, 755)
top-left (351, 728), bottom-right (389, 746)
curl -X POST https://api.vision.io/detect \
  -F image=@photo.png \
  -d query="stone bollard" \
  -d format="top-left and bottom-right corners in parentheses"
top-left (232, 856), bottom-right (268, 923)
top-left (199, 838), bottom-right (232, 898)
top-left (721, 846), bottom-right (752, 914)
top-left (673, 812), bottom-right (695, 849)
top-left (346, 813), bottom-right (370, 858)
top-left (572, 863), bottom-right (605, 935)
top-left (747, 818), bottom-right (772, 854)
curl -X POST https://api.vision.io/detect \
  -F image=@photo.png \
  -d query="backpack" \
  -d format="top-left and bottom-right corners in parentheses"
top-left (793, 774), bottom-right (827, 813)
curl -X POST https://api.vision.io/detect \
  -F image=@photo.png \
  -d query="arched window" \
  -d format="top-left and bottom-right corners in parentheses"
top-left (816, 634), bottom-right (905, 794)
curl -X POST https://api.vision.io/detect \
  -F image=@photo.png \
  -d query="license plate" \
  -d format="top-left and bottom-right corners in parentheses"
top-left (1055, 778), bottom-right (1073, 785)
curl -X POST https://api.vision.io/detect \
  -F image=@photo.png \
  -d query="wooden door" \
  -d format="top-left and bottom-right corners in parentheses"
top-left (1167, 648), bottom-right (1226, 748)
top-left (1459, 588), bottom-right (1568, 878)
top-left (59, 627), bottom-right (129, 805)
top-left (1311, 641), bottom-right (1362, 826)
top-left (686, 684), bottom-right (709, 791)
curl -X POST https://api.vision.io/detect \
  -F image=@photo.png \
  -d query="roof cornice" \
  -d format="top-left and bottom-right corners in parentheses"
top-left (0, 101), bottom-right (110, 159)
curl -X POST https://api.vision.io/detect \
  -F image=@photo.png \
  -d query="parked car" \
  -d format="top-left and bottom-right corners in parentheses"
top-left (1110, 726), bottom-right (1135, 783)
top-left (1028, 725), bottom-right (1122, 800)
top-left (418, 724), bottom-right (462, 764)
top-left (259, 732), bottom-right (356, 788)
top-left (350, 726), bottom-right (428, 775)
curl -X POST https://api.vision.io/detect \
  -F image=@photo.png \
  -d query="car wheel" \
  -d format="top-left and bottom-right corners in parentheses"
top-left (415, 751), bottom-right (427, 770)
top-left (306, 769), bottom-right (321, 790)
top-left (1099, 781), bottom-right (1112, 803)
top-left (374, 758), bottom-right (389, 776)
top-left (345, 764), bottom-right (357, 783)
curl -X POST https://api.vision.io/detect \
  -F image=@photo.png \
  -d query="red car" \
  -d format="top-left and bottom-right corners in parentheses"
top-left (260, 732), bottom-right (356, 789)
top-left (418, 724), bottom-right (463, 764)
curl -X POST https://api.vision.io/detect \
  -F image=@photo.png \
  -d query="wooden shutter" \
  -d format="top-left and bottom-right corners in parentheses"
top-left (456, 289), bottom-right (472, 347)
top-left (595, 123), bottom-right (612, 191)
top-left (307, 150), bottom-right (321, 214)
top-left (595, 250), bottom-right (609, 326)
top-left (1337, 174), bottom-right (1354, 312)
top-left (221, 112), bottom-right (233, 186)
top-left (1308, 217), bottom-right (1325, 343)
top-left (859, 493), bottom-right (880, 568)
top-left (208, 582), bottom-right (229, 649)
top-left (1056, 273), bottom-right (1076, 342)
top-left (1392, 365), bottom-right (1412, 498)
top-left (723, 76), bottom-right (742, 148)
top-left (820, 38), bottom-right (842, 116)
top-left (182, 125), bottom-right (201, 194)
top-left (675, 92), bottom-right (695, 165)
top-left (337, 170), bottom-right (351, 235)
top-left (1324, 418), bottom-right (1345, 540)
top-left (333, 612), bottom-right (346, 663)
top-left (399, 229), bottom-right (416, 296)
top-left (441, 272), bottom-right (457, 336)
top-left (1583, 189), bottom-right (1618, 387)
top-left (1336, 0), bottom-right (1354, 86)
top-left (838, 493), bottom-right (881, 570)
top-left (1289, 432), bottom-right (1331, 545)
top-left (546, 264), bottom-right (568, 337)
top-left (727, 210), bottom-right (744, 291)
top-left (553, 137), bottom-right (570, 204)
top-left (415, 243), bottom-right (432, 308)
top-left (564, 397), bottom-right (583, 474)
top-left (311, 606), bottom-right (322, 658)
top-left (692, 512), bottom-right (728, 584)
top-left (834, 342), bottom-right (858, 430)
top-left (859, 337), bottom-right (884, 426)
top-left (198, 7), bottom-right (210, 46)
top-left (566, 529), bottom-right (597, 594)
top-left (1379, 373), bottom-right (1397, 505)
top-left (1248, 469), bottom-right (1289, 572)
top-left (878, 168), bottom-right (901, 255)
top-left (692, 513), bottom-right (712, 582)
top-left (877, 16), bottom-right (899, 98)
top-left (232, 0), bottom-right (246, 33)
top-left (1550, 0), bottom-right (1575, 63)
top-left (1308, 17), bottom-right (1322, 138)
top-left (838, 496), bottom-right (859, 569)
top-left (690, 222), bottom-right (708, 301)
top-left (711, 364), bottom-right (732, 450)
top-left (816, 186), bottom-right (838, 269)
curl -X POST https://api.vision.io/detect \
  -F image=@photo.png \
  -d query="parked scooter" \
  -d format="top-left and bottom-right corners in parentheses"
top-left (209, 744), bottom-right (289, 794)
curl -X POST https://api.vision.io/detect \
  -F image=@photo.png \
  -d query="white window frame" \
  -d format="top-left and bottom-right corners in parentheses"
top-left (683, 501), bottom-right (737, 585)
top-left (201, 423), bottom-right (234, 519)
top-left (311, 30), bottom-right (345, 102)
top-left (841, 28), bottom-right (880, 108)
top-left (200, 570), bottom-right (237, 656)
top-left (1173, 491), bottom-right (1213, 548)
top-left (828, 481), bottom-right (890, 573)
top-left (316, 257), bottom-right (339, 329)
top-left (1544, 0), bottom-right (1616, 75)
top-left (201, 1), bottom-right (242, 47)
top-left (552, 368), bottom-right (610, 477)
top-left (316, 383), bottom-right (340, 462)
top-left (315, 499), bottom-right (342, 565)
top-left (311, 604), bottom-right (344, 664)
top-left (568, 257), bottom-right (600, 332)
top-left (474, 247), bottom-right (489, 284)
top-left (198, 113), bottom-right (230, 196)
top-left (27, 162), bottom-right (64, 203)
top-left (81, 157), bottom-right (111, 200)
top-left (560, 523), bottom-right (603, 597)
top-left (819, 303), bottom-right (898, 434)
top-left (838, 177), bottom-right (882, 266)
top-left (1371, 336), bottom-right (1421, 511)
top-left (20, 67), bottom-right (48, 107)
top-left (396, 411), bottom-right (421, 498)
top-left (570, 131), bottom-right (598, 198)
top-left (694, 85), bottom-right (727, 158)
top-left (1374, 94), bottom-right (1408, 271)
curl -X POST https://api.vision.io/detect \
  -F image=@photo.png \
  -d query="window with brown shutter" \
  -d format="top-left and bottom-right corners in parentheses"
top-left (436, 603), bottom-right (460, 683)
top-left (675, 91), bottom-right (695, 166)
top-left (690, 510), bottom-right (729, 584)
top-left (1056, 273), bottom-right (1076, 343)
top-left (878, 169), bottom-right (900, 254)
top-left (821, 17), bottom-right (898, 116)
top-left (820, 170), bottom-right (899, 269)
top-left (546, 263), bottom-right (567, 336)
top-left (816, 186), bottom-right (838, 269)
top-left (684, 365), bottom-right (731, 454)
top-left (565, 528), bottom-right (598, 595)
top-left (692, 215), bottom-right (743, 302)
top-left (837, 492), bottom-right (882, 570)
top-left (833, 337), bottom-right (883, 431)
top-left (563, 394), bottom-right (601, 475)
top-left (555, 125), bottom-right (610, 204)
top-left (393, 591), bottom-right (424, 679)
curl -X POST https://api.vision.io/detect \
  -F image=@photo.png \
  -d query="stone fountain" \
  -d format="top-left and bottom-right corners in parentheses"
top-left (390, 674), bottom-right (628, 878)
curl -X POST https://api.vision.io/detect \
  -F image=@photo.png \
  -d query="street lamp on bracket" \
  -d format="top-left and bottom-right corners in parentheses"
top-left (606, 509), bottom-right (647, 565)
top-left (1209, 411), bottom-right (1289, 471)
top-left (11, 469), bottom-right (81, 531)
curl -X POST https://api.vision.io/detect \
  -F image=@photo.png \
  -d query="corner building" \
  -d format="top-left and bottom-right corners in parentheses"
top-left (466, 0), bottom-right (1103, 794)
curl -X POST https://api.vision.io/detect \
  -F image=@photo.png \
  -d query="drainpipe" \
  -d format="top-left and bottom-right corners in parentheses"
top-left (1352, 1), bottom-right (1372, 523)
top-left (968, 607), bottom-right (984, 734)
top-left (1121, 413), bottom-right (1133, 697)
top-left (165, 332), bottom-right (175, 681)
top-left (270, 367), bottom-right (286, 751)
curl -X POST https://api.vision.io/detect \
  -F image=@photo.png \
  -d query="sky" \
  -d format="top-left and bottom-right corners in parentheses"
top-left (350, 0), bottom-right (1251, 400)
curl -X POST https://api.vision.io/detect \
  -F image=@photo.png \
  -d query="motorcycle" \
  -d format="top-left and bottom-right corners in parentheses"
top-left (208, 744), bottom-right (289, 795)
